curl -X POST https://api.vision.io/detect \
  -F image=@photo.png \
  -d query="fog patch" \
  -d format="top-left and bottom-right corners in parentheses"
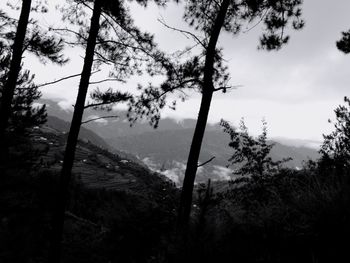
top-left (32, 102), bottom-right (44, 108)
top-left (58, 100), bottom-right (74, 112)
top-left (212, 165), bottom-right (233, 181)
top-left (142, 158), bottom-right (186, 186)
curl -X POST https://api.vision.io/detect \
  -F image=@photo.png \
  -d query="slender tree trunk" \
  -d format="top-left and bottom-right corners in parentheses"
top-left (48, 1), bottom-right (102, 262)
top-left (0, 0), bottom-right (32, 164)
top-left (177, 0), bottom-right (230, 229)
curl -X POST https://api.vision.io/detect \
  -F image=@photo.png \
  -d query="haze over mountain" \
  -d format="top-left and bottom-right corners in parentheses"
top-left (41, 99), bottom-right (320, 184)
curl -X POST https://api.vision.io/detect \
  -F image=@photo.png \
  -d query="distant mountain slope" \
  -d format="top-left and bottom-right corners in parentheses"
top-left (109, 129), bottom-right (320, 169)
top-left (40, 99), bottom-right (320, 184)
top-left (40, 98), bottom-right (198, 137)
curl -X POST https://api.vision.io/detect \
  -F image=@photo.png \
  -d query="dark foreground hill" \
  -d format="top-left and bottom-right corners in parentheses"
top-left (46, 115), bottom-right (142, 164)
top-left (35, 124), bottom-right (176, 192)
top-left (1, 123), bottom-right (349, 263)
top-left (0, 125), bottom-right (179, 263)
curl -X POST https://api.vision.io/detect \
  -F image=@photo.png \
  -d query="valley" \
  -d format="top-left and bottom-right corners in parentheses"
top-left (42, 99), bottom-right (320, 185)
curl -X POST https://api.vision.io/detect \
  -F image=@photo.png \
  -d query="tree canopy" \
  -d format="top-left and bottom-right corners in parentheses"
top-left (337, 30), bottom-right (350, 54)
top-left (0, 50), bottom-right (46, 133)
top-left (221, 118), bottom-right (291, 177)
top-left (320, 96), bottom-right (350, 170)
top-left (148, 0), bottom-right (305, 228)
top-left (131, 0), bottom-right (305, 120)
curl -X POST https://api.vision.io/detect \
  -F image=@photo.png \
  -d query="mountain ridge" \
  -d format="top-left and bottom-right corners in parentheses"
top-left (40, 98), bottom-right (320, 184)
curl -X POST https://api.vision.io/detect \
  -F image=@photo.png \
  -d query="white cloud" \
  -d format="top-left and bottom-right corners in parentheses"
top-left (32, 102), bottom-right (44, 108)
top-left (57, 100), bottom-right (74, 112)
top-left (212, 165), bottom-right (232, 181)
top-left (4, 0), bottom-right (349, 141)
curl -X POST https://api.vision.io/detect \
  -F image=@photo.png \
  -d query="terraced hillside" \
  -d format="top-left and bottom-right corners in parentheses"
top-left (31, 124), bottom-right (177, 196)
top-left (0, 125), bottom-right (180, 262)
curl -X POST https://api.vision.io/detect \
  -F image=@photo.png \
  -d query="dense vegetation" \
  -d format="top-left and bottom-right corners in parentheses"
top-left (1, 98), bottom-right (349, 263)
top-left (0, 127), bottom-right (178, 262)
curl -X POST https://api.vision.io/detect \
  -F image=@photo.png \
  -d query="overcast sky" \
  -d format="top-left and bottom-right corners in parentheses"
top-left (3, 0), bottom-right (350, 142)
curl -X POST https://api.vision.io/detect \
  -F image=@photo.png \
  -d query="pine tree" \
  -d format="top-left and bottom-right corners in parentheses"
top-left (49, 1), bottom-right (171, 261)
top-left (320, 97), bottom-right (350, 171)
top-left (0, 0), bottom-right (32, 141)
top-left (336, 30), bottom-right (350, 54)
top-left (0, 1), bottom-right (66, 163)
top-left (131, 0), bottom-right (304, 228)
top-left (49, 1), bottom-right (103, 261)
top-left (0, 46), bottom-right (46, 134)
top-left (220, 118), bottom-right (290, 178)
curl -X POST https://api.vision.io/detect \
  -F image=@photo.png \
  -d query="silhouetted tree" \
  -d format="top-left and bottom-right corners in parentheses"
top-left (132, 0), bottom-right (304, 229)
top-left (48, 1), bottom-right (103, 262)
top-left (320, 96), bottom-right (350, 171)
top-left (0, 0), bottom-right (32, 141)
top-left (0, 1), bottom-right (66, 163)
top-left (49, 0), bottom-right (172, 261)
top-left (177, 0), bottom-right (304, 228)
top-left (336, 30), bottom-right (350, 54)
top-left (221, 118), bottom-right (291, 177)
top-left (0, 49), bottom-right (47, 134)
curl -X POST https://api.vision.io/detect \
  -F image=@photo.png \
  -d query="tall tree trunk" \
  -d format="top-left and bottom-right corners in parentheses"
top-left (48, 1), bottom-right (102, 262)
top-left (0, 0), bottom-right (32, 164)
top-left (177, 0), bottom-right (230, 229)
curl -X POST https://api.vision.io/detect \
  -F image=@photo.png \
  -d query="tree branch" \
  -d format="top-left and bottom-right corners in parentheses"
top-left (50, 27), bottom-right (88, 41)
top-left (157, 78), bottom-right (200, 99)
top-left (213, 85), bottom-right (242, 92)
top-left (37, 70), bottom-right (101, 88)
top-left (242, 8), bottom-right (271, 34)
top-left (81, 115), bottom-right (119, 124)
top-left (197, 157), bottom-right (216, 168)
top-left (158, 17), bottom-right (207, 49)
top-left (96, 39), bottom-right (150, 53)
top-left (84, 101), bottom-right (111, 109)
top-left (81, 2), bottom-right (154, 58)
top-left (89, 77), bottom-right (123, 85)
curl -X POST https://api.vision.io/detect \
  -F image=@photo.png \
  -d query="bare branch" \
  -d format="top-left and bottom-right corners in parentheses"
top-left (50, 27), bottom-right (88, 41)
top-left (37, 70), bottom-right (101, 88)
top-left (242, 8), bottom-right (271, 34)
top-left (93, 50), bottom-right (129, 67)
top-left (89, 78), bottom-right (123, 85)
top-left (213, 85), bottom-right (242, 92)
top-left (197, 157), bottom-right (216, 168)
top-left (175, 43), bottom-right (201, 58)
top-left (81, 115), bottom-right (119, 124)
top-left (158, 17), bottom-right (207, 49)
